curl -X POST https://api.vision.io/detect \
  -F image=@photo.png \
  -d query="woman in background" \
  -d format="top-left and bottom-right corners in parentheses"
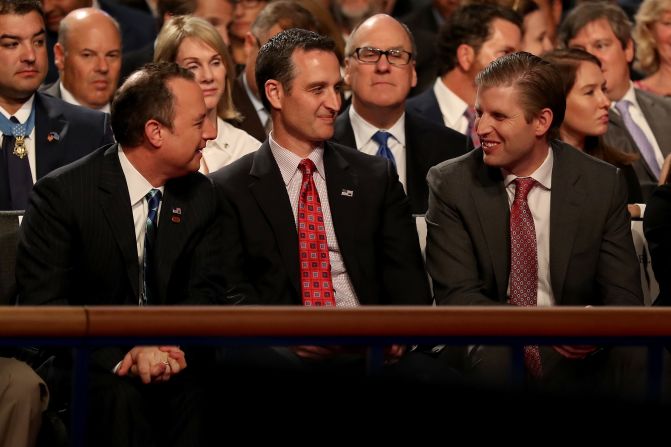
top-left (544, 48), bottom-right (643, 209)
top-left (633, 0), bottom-right (671, 96)
top-left (155, 15), bottom-right (261, 174)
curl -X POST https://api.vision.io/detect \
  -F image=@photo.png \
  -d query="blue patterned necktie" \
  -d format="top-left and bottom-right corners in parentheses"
top-left (372, 130), bottom-right (396, 167)
top-left (141, 188), bottom-right (162, 305)
top-left (615, 100), bottom-right (661, 179)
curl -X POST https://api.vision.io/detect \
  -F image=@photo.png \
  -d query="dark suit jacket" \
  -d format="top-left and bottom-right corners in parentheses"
top-left (17, 144), bottom-right (247, 370)
top-left (33, 91), bottom-right (114, 180)
top-left (120, 42), bottom-right (154, 83)
top-left (425, 140), bottom-right (643, 307)
top-left (644, 184), bottom-right (671, 306)
top-left (231, 73), bottom-right (266, 142)
top-left (604, 89), bottom-right (671, 199)
top-left (331, 106), bottom-right (467, 214)
top-left (210, 140), bottom-right (431, 306)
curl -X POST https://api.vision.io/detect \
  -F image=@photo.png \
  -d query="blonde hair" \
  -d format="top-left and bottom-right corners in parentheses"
top-left (634, 0), bottom-right (671, 74)
top-left (154, 15), bottom-right (241, 122)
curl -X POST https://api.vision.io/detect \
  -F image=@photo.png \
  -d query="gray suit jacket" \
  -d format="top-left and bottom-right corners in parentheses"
top-left (604, 89), bottom-right (671, 199)
top-left (425, 140), bottom-right (643, 307)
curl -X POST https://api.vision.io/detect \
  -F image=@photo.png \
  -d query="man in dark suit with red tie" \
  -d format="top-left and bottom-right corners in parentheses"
top-left (425, 52), bottom-right (644, 394)
top-left (17, 62), bottom-right (247, 446)
top-left (211, 29), bottom-right (431, 378)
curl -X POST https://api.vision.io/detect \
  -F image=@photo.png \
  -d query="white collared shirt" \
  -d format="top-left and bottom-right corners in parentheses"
top-left (60, 83), bottom-right (111, 114)
top-left (199, 117), bottom-right (260, 174)
top-left (433, 77), bottom-right (469, 135)
top-left (612, 83), bottom-right (664, 170)
top-left (503, 147), bottom-right (554, 307)
top-left (0, 96), bottom-right (37, 184)
top-left (348, 106), bottom-right (407, 192)
top-left (269, 133), bottom-right (359, 307)
top-left (118, 147), bottom-right (164, 264)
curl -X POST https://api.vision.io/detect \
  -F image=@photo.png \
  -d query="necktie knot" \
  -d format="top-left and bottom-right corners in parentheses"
top-left (463, 107), bottom-right (476, 123)
top-left (298, 159), bottom-right (316, 176)
top-left (145, 188), bottom-right (162, 222)
top-left (513, 177), bottom-right (536, 202)
top-left (9, 116), bottom-right (19, 125)
top-left (615, 99), bottom-right (631, 116)
top-left (372, 130), bottom-right (391, 147)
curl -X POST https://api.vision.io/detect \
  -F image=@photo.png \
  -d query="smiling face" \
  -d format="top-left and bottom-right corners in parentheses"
top-left (0, 11), bottom-right (47, 112)
top-left (476, 83), bottom-right (550, 176)
top-left (568, 18), bottom-right (634, 101)
top-left (344, 14), bottom-right (416, 117)
top-left (561, 60), bottom-right (610, 149)
top-left (268, 49), bottom-right (342, 155)
top-left (175, 37), bottom-right (226, 116)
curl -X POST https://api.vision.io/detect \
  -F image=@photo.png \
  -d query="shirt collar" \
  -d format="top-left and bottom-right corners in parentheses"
top-left (611, 81), bottom-right (638, 112)
top-left (433, 78), bottom-right (468, 124)
top-left (348, 105), bottom-right (406, 148)
top-left (503, 145), bottom-right (554, 190)
top-left (269, 132), bottom-right (325, 186)
top-left (60, 83), bottom-right (110, 113)
top-left (0, 95), bottom-right (35, 124)
top-left (118, 146), bottom-right (164, 206)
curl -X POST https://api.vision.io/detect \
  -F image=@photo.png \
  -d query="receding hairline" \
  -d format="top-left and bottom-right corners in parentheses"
top-left (58, 8), bottom-right (121, 49)
top-left (345, 14), bottom-right (415, 57)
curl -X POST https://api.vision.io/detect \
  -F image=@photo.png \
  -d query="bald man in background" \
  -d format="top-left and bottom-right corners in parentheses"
top-left (43, 8), bottom-right (121, 112)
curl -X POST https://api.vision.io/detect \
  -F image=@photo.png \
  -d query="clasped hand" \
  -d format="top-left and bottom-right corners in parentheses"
top-left (116, 346), bottom-right (186, 384)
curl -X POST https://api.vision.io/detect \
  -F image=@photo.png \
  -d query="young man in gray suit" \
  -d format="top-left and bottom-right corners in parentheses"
top-left (426, 52), bottom-right (643, 393)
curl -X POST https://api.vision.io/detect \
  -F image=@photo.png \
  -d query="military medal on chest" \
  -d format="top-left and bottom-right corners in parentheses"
top-left (13, 134), bottom-right (27, 159)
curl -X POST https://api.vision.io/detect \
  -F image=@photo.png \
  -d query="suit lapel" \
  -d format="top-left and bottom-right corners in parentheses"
top-left (98, 145), bottom-right (140, 300)
top-left (549, 143), bottom-right (582, 303)
top-left (34, 92), bottom-right (69, 180)
top-left (333, 110), bottom-right (357, 149)
top-left (471, 157), bottom-right (510, 301)
top-left (323, 143), bottom-right (361, 292)
top-left (403, 112), bottom-right (425, 214)
top-left (249, 143), bottom-right (301, 294)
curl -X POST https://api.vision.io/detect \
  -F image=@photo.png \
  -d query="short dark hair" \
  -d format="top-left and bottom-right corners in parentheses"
top-left (0, 0), bottom-right (43, 16)
top-left (111, 62), bottom-right (194, 147)
top-left (251, 0), bottom-right (318, 38)
top-left (255, 28), bottom-right (336, 111)
top-left (476, 51), bottom-right (565, 140)
top-left (437, 3), bottom-right (522, 76)
top-left (557, 1), bottom-right (632, 50)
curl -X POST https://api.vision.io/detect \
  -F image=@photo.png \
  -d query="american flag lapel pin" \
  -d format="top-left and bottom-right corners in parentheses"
top-left (171, 207), bottom-right (182, 223)
top-left (47, 131), bottom-right (60, 142)
top-left (341, 189), bottom-right (354, 197)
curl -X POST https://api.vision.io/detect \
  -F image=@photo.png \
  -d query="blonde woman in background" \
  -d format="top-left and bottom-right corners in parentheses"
top-left (155, 15), bottom-right (261, 173)
top-left (633, 0), bottom-right (671, 96)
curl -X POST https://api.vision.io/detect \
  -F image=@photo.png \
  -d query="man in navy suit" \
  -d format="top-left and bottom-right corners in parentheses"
top-left (0, 0), bottom-right (112, 208)
top-left (332, 13), bottom-right (467, 215)
top-left (18, 62), bottom-right (246, 446)
top-left (211, 30), bottom-right (431, 378)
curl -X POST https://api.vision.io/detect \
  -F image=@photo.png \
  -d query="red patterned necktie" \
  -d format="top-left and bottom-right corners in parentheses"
top-left (297, 159), bottom-right (335, 307)
top-left (509, 177), bottom-right (542, 378)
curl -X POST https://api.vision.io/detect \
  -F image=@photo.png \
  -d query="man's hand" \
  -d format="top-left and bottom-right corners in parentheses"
top-left (552, 345), bottom-right (599, 360)
top-left (116, 346), bottom-right (187, 384)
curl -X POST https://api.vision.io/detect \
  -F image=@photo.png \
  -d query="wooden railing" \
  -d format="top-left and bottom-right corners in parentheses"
top-left (1, 306), bottom-right (670, 446)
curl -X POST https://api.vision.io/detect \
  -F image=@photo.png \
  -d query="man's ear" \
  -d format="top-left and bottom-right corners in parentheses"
top-left (624, 38), bottom-right (635, 64)
top-left (456, 44), bottom-right (475, 71)
top-left (54, 42), bottom-right (65, 73)
top-left (144, 119), bottom-right (163, 148)
top-left (534, 108), bottom-right (554, 137)
top-left (265, 79), bottom-right (283, 110)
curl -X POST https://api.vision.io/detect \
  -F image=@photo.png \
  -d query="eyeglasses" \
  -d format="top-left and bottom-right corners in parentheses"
top-left (227, 0), bottom-right (264, 8)
top-left (352, 47), bottom-right (413, 66)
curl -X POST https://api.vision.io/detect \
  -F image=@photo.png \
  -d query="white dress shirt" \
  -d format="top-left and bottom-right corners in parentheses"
top-left (612, 83), bottom-right (665, 170)
top-left (60, 83), bottom-right (111, 114)
top-left (118, 147), bottom-right (164, 266)
top-left (269, 133), bottom-right (359, 307)
top-left (348, 106), bottom-right (407, 192)
top-left (199, 117), bottom-right (260, 173)
top-left (503, 147), bottom-right (555, 307)
top-left (0, 96), bottom-right (37, 184)
top-left (433, 77), bottom-right (469, 135)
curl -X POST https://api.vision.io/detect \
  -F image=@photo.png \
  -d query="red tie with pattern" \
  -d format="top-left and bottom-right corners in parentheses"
top-left (297, 159), bottom-right (335, 307)
top-left (509, 177), bottom-right (542, 378)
